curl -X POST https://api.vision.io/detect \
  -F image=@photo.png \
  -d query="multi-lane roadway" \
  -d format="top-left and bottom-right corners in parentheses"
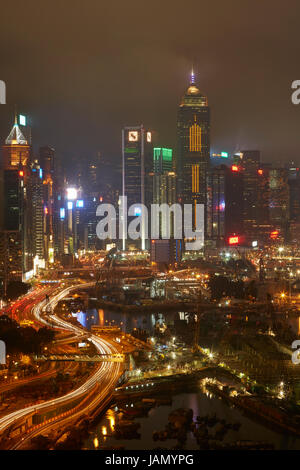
top-left (0, 283), bottom-right (122, 448)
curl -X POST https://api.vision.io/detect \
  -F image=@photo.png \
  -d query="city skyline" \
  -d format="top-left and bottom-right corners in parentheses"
top-left (1, 1), bottom-right (300, 454)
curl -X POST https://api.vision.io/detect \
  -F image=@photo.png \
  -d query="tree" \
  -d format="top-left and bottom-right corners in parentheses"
top-left (208, 276), bottom-right (230, 301)
top-left (6, 281), bottom-right (30, 301)
top-left (246, 280), bottom-right (258, 300)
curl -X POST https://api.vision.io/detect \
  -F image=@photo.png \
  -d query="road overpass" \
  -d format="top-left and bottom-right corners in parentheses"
top-left (34, 353), bottom-right (125, 362)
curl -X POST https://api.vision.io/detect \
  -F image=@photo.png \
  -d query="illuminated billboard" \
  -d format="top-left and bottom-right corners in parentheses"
top-left (19, 114), bottom-right (26, 126)
top-left (228, 236), bottom-right (239, 245)
top-left (231, 165), bottom-right (240, 172)
top-left (128, 131), bottom-right (138, 142)
top-left (66, 187), bottom-right (77, 200)
top-left (270, 230), bottom-right (279, 239)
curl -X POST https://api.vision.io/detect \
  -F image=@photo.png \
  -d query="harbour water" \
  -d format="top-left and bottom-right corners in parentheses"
top-left (78, 308), bottom-right (300, 450)
top-left (76, 308), bottom-right (190, 333)
top-left (85, 390), bottom-right (300, 450)
top-left (76, 308), bottom-right (300, 336)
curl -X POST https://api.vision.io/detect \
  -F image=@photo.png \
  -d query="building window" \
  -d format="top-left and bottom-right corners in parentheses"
top-left (189, 123), bottom-right (201, 152)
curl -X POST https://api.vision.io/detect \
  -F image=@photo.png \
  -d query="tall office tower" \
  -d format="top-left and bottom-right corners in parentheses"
top-left (287, 162), bottom-right (300, 221)
top-left (269, 168), bottom-right (290, 239)
top-left (55, 185), bottom-right (86, 257)
top-left (52, 155), bottom-right (66, 258)
top-left (177, 71), bottom-right (210, 245)
top-left (122, 125), bottom-right (153, 250)
top-left (287, 163), bottom-right (300, 243)
top-left (39, 146), bottom-right (55, 264)
top-left (31, 160), bottom-right (45, 265)
top-left (255, 163), bottom-right (273, 244)
top-left (84, 195), bottom-right (99, 251)
top-left (2, 116), bottom-right (31, 170)
top-left (151, 147), bottom-right (178, 265)
top-left (78, 152), bottom-right (120, 252)
top-left (240, 150), bottom-right (260, 237)
top-left (0, 116), bottom-right (33, 290)
top-left (257, 165), bottom-right (271, 225)
top-left (207, 164), bottom-right (243, 246)
top-left (82, 153), bottom-right (101, 251)
top-left (152, 147), bottom-right (176, 236)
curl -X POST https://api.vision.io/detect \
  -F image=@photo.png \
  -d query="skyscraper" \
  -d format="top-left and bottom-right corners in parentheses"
top-left (152, 148), bottom-right (176, 237)
top-left (122, 125), bottom-right (153, 250)
top-left (207, 164), bottom-right (244, 246)
top-left (39, 146), bottom-right (55, 264)
top-left (31, 160), bottom-right (44, 263)
top-left (151, 147), bottom-right (178, 265)
top-left (177, 71), bottom-right (210, 244)
top-left (0, 116), bottom-right (33, 290)
top-left (269, 168), bottom-right (289, 239)
top-left (287, 162), bottom-right (300, 243)
top-left (2, 116), bottom-right (30, 170)
top-left (240, 150), bottom-right (260, 237)
top-left (255, 164), bottom-right (273, 244)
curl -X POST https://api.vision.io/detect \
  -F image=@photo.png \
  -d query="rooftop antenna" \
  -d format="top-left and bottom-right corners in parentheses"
top-left (190, 66), bottom-right (195, 85)
top-left (14, 104), bottom-right (18, 125)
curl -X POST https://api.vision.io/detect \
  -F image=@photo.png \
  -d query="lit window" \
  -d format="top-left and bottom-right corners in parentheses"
top-left (189, 124), bottom-right (201, 152)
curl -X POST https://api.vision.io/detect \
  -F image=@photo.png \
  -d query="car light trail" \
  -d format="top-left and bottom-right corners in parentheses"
top-left (0, 283), bottom-right (122, 436)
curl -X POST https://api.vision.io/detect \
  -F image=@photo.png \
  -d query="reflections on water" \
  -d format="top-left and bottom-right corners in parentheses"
top-left (85, 391), bottom-right (300, 450)
top-left (77, 308), bottom-right (300, 450)
top-left (76, 308), bottom-right (184, 333)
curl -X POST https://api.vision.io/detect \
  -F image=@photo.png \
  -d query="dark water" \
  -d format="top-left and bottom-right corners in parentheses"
top-left (76, 308), bottom-right (300, 336)
top-left (76, 308), bottom-right (187, 333)
top-left (79, 308), bottom-right (300, 450)
top-left (85, 390), bottom-right (300, 450)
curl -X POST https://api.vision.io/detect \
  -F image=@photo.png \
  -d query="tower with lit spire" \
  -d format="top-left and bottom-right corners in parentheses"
top-left (2, 113), bottom-right (30, 170)
top-left (0, 115), bottom-right (33, 289)
top-left (177, 70), bottom-right (210, 249)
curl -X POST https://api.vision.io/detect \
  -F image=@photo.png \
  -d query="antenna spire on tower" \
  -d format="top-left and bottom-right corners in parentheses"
top-left (190, 67), bottom-right (195, 85)
top-left (14, 105), bottom-right (18, 125)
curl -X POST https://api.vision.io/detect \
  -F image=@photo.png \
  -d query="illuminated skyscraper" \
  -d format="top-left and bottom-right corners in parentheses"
top-left (269, 168), bottom-right (289, 238)
top-left (30, 160), bottom-right (45, 271)
top-left (122, 125), bottom-right (153, 250)
top-left (2, 116), bottom-right (30, 170)
top-left (152, 148), bottom-right (176, 236)
top-left (177, 71), bottom-right (210, 244)
top-left (207, 164), bottom-right (243, 246)
top-left (286, 163), bottom-right (300, 243)
top-left (0, 116), bottom-right (33, 289)
top-left (151, 147), bottom-right (179, 265)
top-left (287, 163), bottom-right (300, 222)
top-left (240, 150), bottom-right (260, 236)
top-left (39, 146), bottom-right (55, 264)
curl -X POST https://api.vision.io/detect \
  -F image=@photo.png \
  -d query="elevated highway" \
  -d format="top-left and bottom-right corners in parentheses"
top-left (0, 283), bottom-right (123, 448)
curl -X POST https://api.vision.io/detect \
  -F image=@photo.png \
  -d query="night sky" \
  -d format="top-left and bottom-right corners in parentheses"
top-left (1, 0), bottom-right (300, 166)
